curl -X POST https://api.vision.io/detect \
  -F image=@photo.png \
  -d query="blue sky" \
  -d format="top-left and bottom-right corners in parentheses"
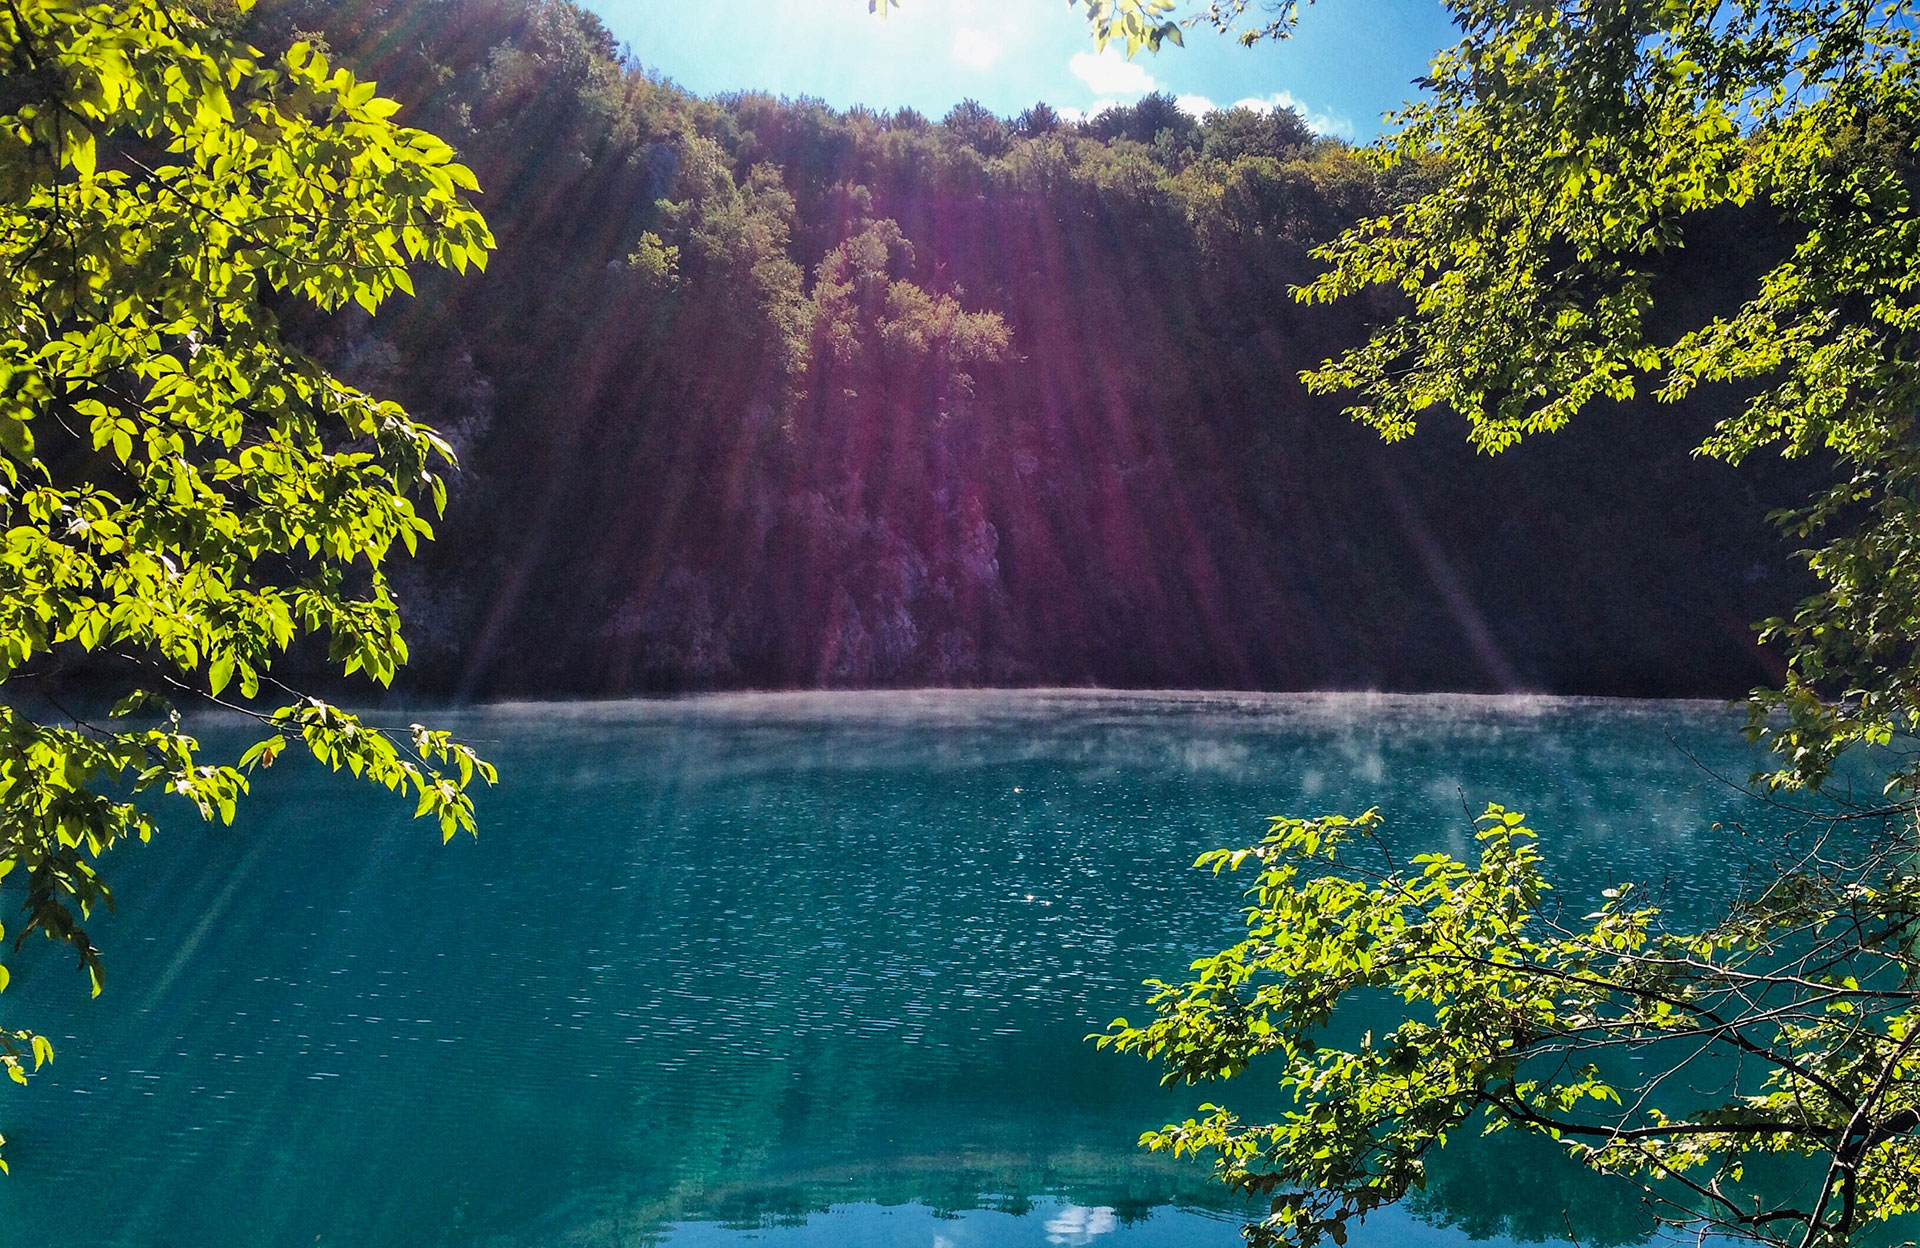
top-left (582, 0), bottom-right (1459, 140)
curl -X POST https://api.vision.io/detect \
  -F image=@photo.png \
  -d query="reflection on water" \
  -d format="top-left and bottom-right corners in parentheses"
top-left (653, 1199), bottom-right (1520, 1248)
top-left (1046, 1203), bottom-right (1120, 1246)
top-left (0, 692), bottom-right (1793, 1247)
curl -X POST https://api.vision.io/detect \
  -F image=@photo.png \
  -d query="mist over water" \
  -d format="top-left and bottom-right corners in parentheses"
top-left (0, 692), bottom-right (1803, 1247)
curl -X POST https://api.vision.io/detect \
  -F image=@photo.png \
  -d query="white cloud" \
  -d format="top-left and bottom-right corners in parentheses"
top-left (1232, 91), bottom-right (1354, 139)
top-left (1068, 47), bottom-right (1156, 97)
top-left (951, 28), bottom-right (1002, 72)
top-left (1056, 99), bottom-right (1124, 125)
top-left (1174, 94), bottom-right (1216, 117)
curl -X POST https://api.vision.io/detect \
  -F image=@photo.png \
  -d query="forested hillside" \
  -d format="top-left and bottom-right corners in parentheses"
top-left (252, 0), bottom-right (1808, 697)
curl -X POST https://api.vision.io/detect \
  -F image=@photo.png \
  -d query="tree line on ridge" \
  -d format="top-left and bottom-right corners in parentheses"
top-left (252, 0), bottom-right (1812, 697)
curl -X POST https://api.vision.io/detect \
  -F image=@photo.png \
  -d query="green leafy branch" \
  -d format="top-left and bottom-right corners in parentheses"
top-left (1098, 805), bottom-right (1920, 1248)
top-left (1291, 0), bottom-right (1920, 797)
top-left (873, 0), bottom-right (1312, 57)
top-left (0, 0), bottom-right (496, 1171)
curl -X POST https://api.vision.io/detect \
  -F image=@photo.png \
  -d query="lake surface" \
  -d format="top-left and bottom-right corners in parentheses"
top-left (0, 691), bottom-right (1811, 1248)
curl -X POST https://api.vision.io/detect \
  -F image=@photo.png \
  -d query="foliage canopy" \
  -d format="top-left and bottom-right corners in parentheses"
top-left (1094, 0), bottom-right (1920, 1242)
top-left (0, 0), bottom-right (494, 1161)
top-left (1293, 0), bottom-right (1920, 798)
top-left (1102, 806), bottom-right (1920, 1247)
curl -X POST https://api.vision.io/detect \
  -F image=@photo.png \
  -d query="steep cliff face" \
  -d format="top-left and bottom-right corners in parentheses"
top-left (257, 0), bottom-right (1812, 698)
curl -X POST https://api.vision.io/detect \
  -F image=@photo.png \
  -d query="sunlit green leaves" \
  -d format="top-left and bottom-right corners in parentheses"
top-left (0, 0), bottom-right (496, 1169)
top-left (0, 1024), bottom-right (52, 1109)
top-left (1295, 0), bottom-right (1920, 794)
top-left (1074, 0), bottom-right (1185, 56)
top-left (882, 0), bottom-right (1298, 54)
top-left (871, 0), bottom-right (1179, 55)
top-left (1102, 805), bottom-right (1920, 1248)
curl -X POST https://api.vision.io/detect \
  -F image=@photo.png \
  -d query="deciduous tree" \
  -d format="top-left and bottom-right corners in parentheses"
top-left (0, 0), bottom-right (494, 1163)
top-left (1089, 0), bottom-right (1920, 1240)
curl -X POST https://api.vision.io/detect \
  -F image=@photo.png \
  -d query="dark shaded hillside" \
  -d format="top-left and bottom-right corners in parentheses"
top-left (255, 0), bottom-right (1811, 698)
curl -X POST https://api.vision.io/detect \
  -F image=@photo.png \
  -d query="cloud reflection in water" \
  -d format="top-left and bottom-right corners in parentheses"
top-left (1046, 1205), bottom-right (1120, 1246)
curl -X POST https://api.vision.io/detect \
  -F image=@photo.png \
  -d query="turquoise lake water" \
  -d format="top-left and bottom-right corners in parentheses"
top-left (0, 691), bottom-right (1816, 1247)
